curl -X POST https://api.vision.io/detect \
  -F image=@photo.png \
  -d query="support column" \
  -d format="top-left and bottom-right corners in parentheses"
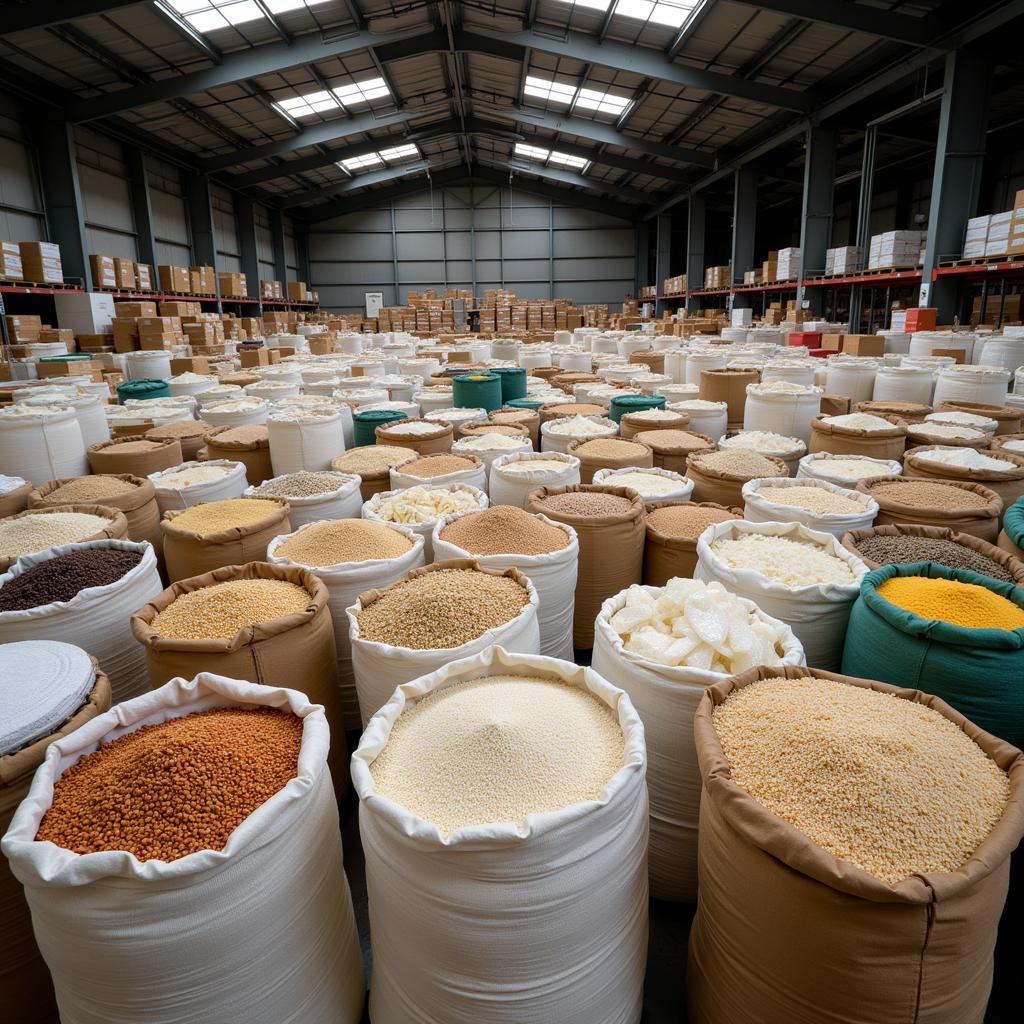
top-left (797, 124), bottom-right (837, 316)
top-left (269, 208), bottom-right (288, 284)
top-left (185, 171), bottom-right (217, 269)
top-left (294, 220), bottom-right (311, 286)
top-left (34, 120), bottom-right (90, 288)
top-left (235, 196), bottom-right (259, 298)
top-left (921, 43), bottom-right (993, 321)
top-left (686, 194), bottom-right (705, 314)
top-left (654, 214), bottom-right (671, 316)
top-left (731, 166), bottom-right (757, 307)
top-left (634, 219), bottom-right (650, 299)
top-left (125, 147), bottom-right (155, 268)
top-left (849, 124), bottom-right (877, 330)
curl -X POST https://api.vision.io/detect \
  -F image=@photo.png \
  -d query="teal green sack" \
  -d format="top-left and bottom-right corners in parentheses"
top-left (842, 561), bottom-right (1024, 749)
top-left (1002, 496), bottom-right (1024, 551)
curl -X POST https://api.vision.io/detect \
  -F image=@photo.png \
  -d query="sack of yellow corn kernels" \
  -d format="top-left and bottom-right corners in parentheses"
top-left (842, 562), bottom-right (1024, 750)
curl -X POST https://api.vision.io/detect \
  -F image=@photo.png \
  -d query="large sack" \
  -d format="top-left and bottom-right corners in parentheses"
top-left (200, 424), bottom-right (273, 485)
top-left (632, 428), bottom-right (715, 473)
top-left (389, 453), bottom-right (487, 493)
top-left (643, 501), bottom-right (742, 585)
top-left (842, 562), bottom-right (1024, 750)
top-left (688, 664), bottom-right (1024, 1024)
top-left (742, 476), bottom-right (878, 539)
top-left (347, 560), bottom-right (541, 725)
top-left (149, 460), bottom-right (248, 514)
top-left (2, 673), bottom-right (364, 1024)
top-left (375, 417), bottom-right (453, 454)
top-left (591, 587), bottom-right (803, 902)
top-left (903, 445), bottom-right (1024, 515)
top-left (352, 645), bottom-right (648, 1024)
top-left (568, 437), bottom-right (653, 484)
top-left (686, 450), bottom-right (788, 507)
top-left (0, 479), bottom-right (31, 519)
top-left (245, 471), bottom-right (361, 530)
top-left (527, 485), bottom-right (646, 648)
top-left (935, 400), bottom-right (1021, 435)
top-left (87, 435), bottom-right (183, 477)
top-left (999, 495), bottom-right (1024, 560)
top-left (488, 451), bottom-right (581, 508)
top-left (363, 484), bottom-right (487, 561)
top-left (808, 414), bottom-right (907, 460)
top-left (144, 419), bottom-right (212, 461)
top-left (0, 505), bottom-right (128, 574)
top-left (0, 649), bottom-right (110, 1024)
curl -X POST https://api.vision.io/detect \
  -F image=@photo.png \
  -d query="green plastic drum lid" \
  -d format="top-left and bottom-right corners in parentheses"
top-left (506, 397), bottom-right (545, 411)
top-left (1004, 496), bottom-right (1024, 549)
top-left (39, 353), bottom-right (93, 363)
top-left (609, 393), bottom-right (667, 423)
top-left (116, 378), bottom-right (171, 403)
top-left (353, 408), bottom-right (407, 446)
top-left (453, 373), bottom-right (503, 412)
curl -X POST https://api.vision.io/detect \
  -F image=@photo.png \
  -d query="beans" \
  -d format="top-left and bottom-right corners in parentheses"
top-left (153, 578), bottom-right (311, 640)
top-left (401, 455), bottom-right (478, 478)
top-left (868, 480), bottom-right (990, 509)
top-left (691, 449), bottom-right (782, 477)
top-left (536, 491), bottom-right (633, 517)
top-left (877, 575), bottom-right (1024, 630)
top-left (0, 513), bottom-right (113, 559)
top-left (0, 548), bottom-right (142, 610)
top-left (756, 486), bottom-right (864, 515)
top-left (254, 471), bottom-right (352, 498)
top-left (854, 535), bottom-right (1014, 582)
top-left (356, 568), bottom-right (529, 649)
top-left (574, 438), bottom-right (648, 459)
top-left (369, 675), bottom-right (623, 835)
top-left (646, 504), bottom-right (738, 539)
top-left (41, 477), bottom-right (136, 503)
top-left (276, 520), bottom-right (412, 567)
top-left (168, 498), bottom-right (283, 536)
top-left (712, 676), bottom-right (1010, 884)
top-left (439, 505), bottom-right (569, 555)
top-left (36, 707), bottom-right (302, 861)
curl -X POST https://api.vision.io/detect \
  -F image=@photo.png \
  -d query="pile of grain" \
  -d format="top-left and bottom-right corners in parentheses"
top-left (0, 512), bottom-right (113, 560)
top-left (535, 491), bottom-right (633, 517)
top-left (439, 505), bottom-right (569, 555)
top-left (41, 477), bottom-right (136, 503)
top-left (756, 485), bottom-right (864, 515)
top-left (601, 471), bottom-right (684, 497)
top-left (105, 440), bottom-right (162, 454)
top-left (168, 498), bottom-right (282, 536)
top-left (254, 471), bottom-right (352, 498)
top-left (208, 425), bottom-right (267, 445)
top-left (820, 413), bottom-right (896, 432)
top-left (868, 480), bottom-right (990, 509)
top-left (373, 485), bottom-right (480, 524)
top-left (690, 449), bottom-right (782, 476)
top-left (710, 532), bottom-right (857, 586)
top-left (877, 575), bottom-right (1024, 630)
top-left (501, 458), bottom-right (574, 475)
top-left (913, 448), bottom-right (1013, 472)
top-left (0, 548), bottom-right (142, 610)
top-left (400, 455), bottom-right (479, 479)
top-left (156, 465), bottom-right (234, 488)
top-left (331, 445), bottom-right (414, 475)
top-left (853, 534), bottom-right (1014, 582)
top-left (275, 520), bottom-right (413, 567)
top-left (574, 438), bottom-right (649, 459)
top-left (646, 504), bottom-right (738, 540)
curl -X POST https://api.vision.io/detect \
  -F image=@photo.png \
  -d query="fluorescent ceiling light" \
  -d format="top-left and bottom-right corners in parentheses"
top-left (514, 143), bottom-right (590, 172)
top-left (339, 143), bottom-right (420, 174)
top-left (273, 77), bottom-right (392, 120)
top-left (524, 75), bottom-right (577, 106)
top-left (613, 0), bottom-right (701, 29)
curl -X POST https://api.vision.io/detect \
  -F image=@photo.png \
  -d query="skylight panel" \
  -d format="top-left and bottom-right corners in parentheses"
top-left (524, 76), bottom-right (578, 106)
top-left (167, 0), bottom-right (264, 32)
top-left (272, 76), bottom-right (391, 122)
top-left (575, 86), bottom-right (631, 116)
top-left (264, 0), bottom-right (332, 12)
top-left (339, 153), bottom-right (384, 172)
top-left (514, 144), bottom-right (591, 174)
top-left (333, 77), bottom-right (391, 107)
top-left (548, 151), bottom-right (589, 171)
top-left (274, 90), bottom-right (340, 118)
top-left (514, 143), bottom-right (551, 161)
top-left (550, 0), bottom-right (612, 9)
top-left (378, 144), bottom-right (419, 163)
top-left (613, 0), bottom-right (701, 30)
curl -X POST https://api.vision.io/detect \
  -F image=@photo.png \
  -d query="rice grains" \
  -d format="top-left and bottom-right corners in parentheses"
top-left (0, 512), bottom-right (114, 559)
top-left (167, 498), bottom-right (283, 536)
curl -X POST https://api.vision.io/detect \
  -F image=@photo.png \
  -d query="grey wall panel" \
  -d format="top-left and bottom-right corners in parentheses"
top-left (445, 208), bottom-right (472, 230)
top-left (151, 189), bottom-right (189, 246)
top-left (502, 231), bottom-right (549, 258)
top-left (394, 207), bottom-right (446, 231)
top-left (553, 229), bottom-right (633, 258)
top-left (317, 209), bottom-right (391, 232)
top-left (499, 206), bottom-right (549, 230)
top-left (398, 261), bottom-right (445, 284)
top-left (155, 239), bottom-right (191, 265)
top-left (502, 259), bottom-right (550, 282)
top-left (553, 257), bottom-right (634, 279)
top-left (476, 260), bottom-right (503, 280)
top-left (85, 226), bottom-right (136, 260)
top-left (552, 207), bottom-right (633, 229)
top-left (317, 284), bottom-right (397, 309)
top-left (0, 136), bottom-right (42, 214)
top-left (445, 232), bottom-right (471, 259)
top-left (0, 209), bottom-right (44, 241)
top-left (312, 259), bottom-right (392, 285)
top-left (446, 261), bottom-right (472, 280)
top-left (78, 164), bottom-right (134, 234)
top-left (396, 232), bottom-right (444, 261)
top-left (475, 231), bottom-right (500, 259)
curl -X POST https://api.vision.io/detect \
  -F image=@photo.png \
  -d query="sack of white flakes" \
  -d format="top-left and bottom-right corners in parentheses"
top-left (2, 673), bottom-right (365, 1024)
top-left (592, 580), bottom-right (804, 902)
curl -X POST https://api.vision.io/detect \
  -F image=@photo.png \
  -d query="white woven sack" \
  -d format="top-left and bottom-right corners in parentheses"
top-left (268, 410), bottom-right (346, 475)
top-left (540, 417), bottom-right (617, 454)
top-left (2, 673), bottom-right (365, 1024)
top-left (431, 513), bottom-right (578, 660)
top-left (592, 466), bottom-right (694, 503)
top-left (932, 366), bottom-right (1012, 407)
top-left (352, 645), bottom-right (648, 1024)
top-left (452, 435), bottom-right (533, 478)
top-left (23, 396), bottom-right (109, 449)
top-left (149, 460), bottom-right (248, 514)
top-left (0, 538), bottom-right (162, 705)
top-left (488, 452), bottom-right (581, 508)
top-left (363, 484), bottom-right (488, 561)
top-left (389, 462), bottom-right (487, 494)
top-left (591, 587), bottom-right (804, 902)
top-left (741, 477), bottom-right (879, 539)
top-left (0, 407), bottom-right (88, 482)
top-left (246, 472), bottom-right (361, 530)
top-left (695, 519), bottom-right (868, 671)
top-left (201, 399), bottom-right (269, 427)
top-left (742, 384), bottom-right (822, 443)
top-left (797, 452), bottom-right (903, 487)
top-left (347, 569), bottom-right (541, 725)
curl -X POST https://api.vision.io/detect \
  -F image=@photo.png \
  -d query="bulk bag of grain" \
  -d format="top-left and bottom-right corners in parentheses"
top-left (268, 521), bottom-right (425, 729)
top-left (266, 408), bottom-right (346, 475)
top-left (924, 408), bottom-right (998, 436)
top-left (642, 502), bottom-right (742, 586)
top-left (488, 408), bottom-right (540, 449)
top-left (841, 524), bottom-right (1024, 587)
top-left (933, 365), bottom-right (1012, 408)
top-left (742, 381), bottom-right (822, 443)
top-left (0, 477), bottom-right (31, 519)
top-left (352, 645), bottom-right (648, 1024)
top-left (592, 580), bottom-right (803, 901)
top-left (24, 395), bottom-right (109, 449)
top-left (0, 642), bottom-right (110, 1024)
top-left (145, 420), bottom-right (213, 462)
top-left (245, 471), bottom-right (361, 530)
top-left (633, 429), bottom-right (716, 474)
top-left (857, 397), bottom-right (932, 423)
top-left (858, 476), bottom-right (1003, 542)
top-left (568, 437), bottom-right (654, 484)
top-left (244, 380), bottom-right (301, 404)
top-left (0, 406), bottom-right (88, 482)
top-left (541, 415), bottom-right (618, 454)
top-left (798, 451), bottom-right (902, 487)
top-left (935, 401), bottom-right (1021, 436)
top-left (161, 497), bottom-right (291, 582)
top-left (423, 407), bottom-right (488, 433)
top-left (619, 408), bottom-right (690, 439)
top-left (668, 399), bottom-right (728, 440)
top-left (0, 539), bottom-right (162, 703)
top-left (452, 432), bottom-right (533, 478)
top-left (905, 420), bottom-right (989, 449)
top-left (87, 435), bottom-right (183, 477)
top-left (539, 401), bottom-right (607, 424)
top-left (991, 434), bottom-right (1024, 456)
top-left (903, 446), bottom-right (1024, 512)
top-left (347, 561), bottom-right (540, 724)
top-left (197, 383), bottom-right (243, 408)
top-left (389, 453), bottom-right (487, 493)
top-left (824, 358), bottom-right (879, 405)
top-left (999, 497), bottom-right (1024, 560)
top-left (842, 563), bottom-right (1024, 749)
top-left (29, 475), bottom-right (161, 552)
top-left (695, 520), bottom-right (868, 670)
top-left (363, 485), bottom-right (487, 562)
top-left (331, 445), bottom-right (417, 501)
top-left (686, 448), bottom-right (789, 507)
top-left (2, 672), bottom-right (364, 1024)
top-left (149, 460), bottom-right (248, 515)
top-left (809, 412), bottom-right (908, 460)
top-left (488, 452), bottom-right (581, 508)
top-left (688, 665), bottom-right (1024, 1024)
top-left (432, 506), bottom-right (578, 660)
top-left (375, 417), bottom-right (454, 456)
top-left (718, 430), bottom-right (805, 475)
top-left (761, 360), bottom-right (817, 388)
top-left (199, 424), bottom-right (273, 485)
top-left (593, 466), bottom-right (693, 503)
top-left (527, 486), bottom-right (645, 649)
top-left (202, 398), bottom-right (270, 428)
top-left (0, 506), bottom-right (129, 574)
top-left (742, 477), bottom-right (878, 539)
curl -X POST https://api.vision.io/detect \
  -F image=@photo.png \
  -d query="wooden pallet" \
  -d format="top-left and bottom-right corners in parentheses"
top-left (0, 279), bottom-right (78, 289)
top-left (940, 254), bottom-right (1024, 268)
top-left (856, 265), bottom-right (923, 276)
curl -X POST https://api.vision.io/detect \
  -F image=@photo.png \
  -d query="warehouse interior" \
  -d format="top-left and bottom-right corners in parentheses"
top-left (3, 2), bottom-right (1024, 1024)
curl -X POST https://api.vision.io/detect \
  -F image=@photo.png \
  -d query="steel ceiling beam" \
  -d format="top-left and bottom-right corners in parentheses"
top-left (504, 160), bottom-right (654, 205)
top-left (299, 165), bottom-right (470, 221)
top-left (5, 0), bottom-right (142, 34)
top-left (277, 161), bottom-right (433, 208)
top-left (474, 164), bottom-right (640, 220)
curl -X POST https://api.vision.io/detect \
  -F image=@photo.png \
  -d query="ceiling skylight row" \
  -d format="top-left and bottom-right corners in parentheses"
top-left (548, 0), bottom-right (705, 30)
top-left (338, 143), bottom-right (420, 174)
top-left (273, 77), bottom-right (391, 119)
top-left (524, 75), bottom-right (631, 116)
top-left (166, 0), bottom-right (331, 34)
top-left (513, 143), bottom-right (590, 172)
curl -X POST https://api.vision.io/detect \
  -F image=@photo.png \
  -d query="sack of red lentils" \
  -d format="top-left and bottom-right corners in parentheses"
top-left (687, 664), bottom-right (1024, 1024)
top-left (1, 672), bottom-right (365, 1024)
top-left (87, 435), bottom-right (184, 477)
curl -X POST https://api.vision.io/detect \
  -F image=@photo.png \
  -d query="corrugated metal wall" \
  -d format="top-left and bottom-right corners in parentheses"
top-left (147, 156), bottom-right (191, 267)
top-left (308, 185), bottom-right (636, 312)
top-left (0, 96), bottom-right (45, 243)
top-left (211, 183), bottom-right (240, 272)
top-left (255, 204), bottom-right (276, 282)
top-left (75, 127), bottom-right (137, 260)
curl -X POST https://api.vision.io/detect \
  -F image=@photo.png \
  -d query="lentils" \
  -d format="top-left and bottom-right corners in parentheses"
top-left (869, 480), bottom-right (990, 509)
top-left (646, 504), bottom-right (738, 539)
top-left (0, 548), bottom-right (142, 610)
top-left (331, 445), bottom-right (414, 475)
top-left (712, 676), bottom-right (1010, 884)
top-left (574, 438), bottom-right (648, 459)
top-left (756, 486), bottom-right (864, 515)
top-left (153, 578), bottom-right (311, 640)
top-left (877, 575), bottom-right (1024, 631)
top-left (254, 472), bottom-right (351, 498)
top-left (356, 568), bottom-right (529, 649)
top-left (401, 455), bottom-right (478, 478)
top-left (439, 505), bottom-right (569, 555)
top-left (276, 520), bottom-right (412, 567)
top-left (36, 707), bottom-right (302, 861)
top-left (691, 449), bottom-right (782, 476)
top-left (0, 512), bottom-right (113, 559)
top-left (168, 498), bottom-right (283, 536)
top-left (536, 491), bottom-right (633, 517)
top-left (41, 477), bottom-right (136, 503)
top-left (854, 535), bottom-right (1015, 582)
top-left (370, 676), bottom-right (623, 835)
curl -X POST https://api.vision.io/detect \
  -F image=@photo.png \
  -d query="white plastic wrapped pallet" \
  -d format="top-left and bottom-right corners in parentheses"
top-left (2, 673), bottom-right (364, 1024)
top-left (0, 406), bottom-right (88, 483)
top-left (352, 645), bottom-right (648, 1024)
top-left (741, 477), bottom-right (879, 539)
top-left (149, 460), bottom-right (248, 514)
top-left (591, 588), bottom-right (804, 902)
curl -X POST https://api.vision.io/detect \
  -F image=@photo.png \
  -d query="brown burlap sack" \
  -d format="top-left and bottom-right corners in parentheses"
top-left (990, 433), bottom-right (1024, 455)
top-left (375, 418), bottom-right (453, 454)
top-left (936, 400), bottom-right (1022, 436)
top-left (330, 447), bottom-right (418, 502)
top-left (568, 437), bottom-right (654, 485)
top-left (0, 482), bottom-right (31, 519)
top-left (809, 414), bottom-right (908, 460)
top-left (130, 562), bottom-right (345, 794)
top-left (217, 372), bottom-right (260, 387)
top-left (905, 425), bottom-right (990, 450)
top-left (633, 429), bottom-right (716, 473)
top-left (840, 523), bottom-right (1024, 585)
top-left (855, 399), bottom-right (932, 423)
top-left (87, 435), bottom-right (183, 477)
top-left (627, 349), bottom-right (665, 374)
top-left (538, 402), bottom-right (606, 424)
top-left (688, 664), bottom-right (1024, 1024)
top-left (819, 394), bottom-right (851, 417)
top-left (490, 408), bottom-right (540, 449)
top-left (29, 475), bottom-right (161, 553)
top-left (0, 504), bottom-right (128, 573)
top-left (528, 366), bottom-right (563, 382)
top-left (160, 496), bottom-right (290, 582)
top-left (551, 372), bottom-right (600, 394)
top-left (458, 421), bottom-right (531, 443)
top-left (643, 501), bottom-right (742, 585)
top-left (686, 451), bottom-right (788, 507)
top-left (110, 421), bottom-right (153, 437)
top-left (998, 529), bottom-right (1024, 561)
top-left (856, 476), bottom-right (1003, 542)
top-left (619, 409), bottom-right (689, 439)
top-left (527, 484), bottom-right (644, 648)
top-left (903, 445), bottom-right (1024, 514)
top-left (145, 419), bottom-right (213, 461)
top-left (699, 368), bottom-right (759, 429)
top-left (200, 424), bottom-right (272, 485)
top-left (0, 661), bottom-right (111, 1024)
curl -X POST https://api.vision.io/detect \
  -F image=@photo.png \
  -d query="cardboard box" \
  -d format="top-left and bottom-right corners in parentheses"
top-left (54, 292), bottom-right (117, 335)
top-left (307, 336), bottom-right (334, 356)
top-left (158, 265), bottom-right (191, 292)
top-left (287, 280), bottom-right (309, 301)
top-left (115, 301), bottom-right (158, 319)
top-left (90, 254), bottom-right (117, 288)
top-left (139, 335), bottom-right (177, 351)
top-left (819, 333), bottom-right (844, 351)
top-left (903, 307), bottom-right (937, 332)
top-left (239, 347), bottom-right (270, 367)
top-left (160, 301), bottom-right (200, 316)
top-left (189, 266), bottom-right (215, 294)
top-left (135, 263), bottom-right (153, 291)
top-left (37, 358), bottom-right (101, 379)
top-left (841, 334), bottom-right (885, 357)
top-left (114, 257), bottom-right (136, 290)
top-left (76, 334), bottom-right (114, 351)
top-left (170, 357), bottom-right (211, 375)
top-left (218, 272), bottom-right (247, 297)
top-left (4, 314), bottom-right (42, 342)
top-left (820, 394), bottom-right (851, 416)
top-left (0, 240), bottom-right (23, 280)
top-left (19, 242), bottom-right (63, 284)
top-left (933, 347), bottom-right (967, 364)
top-left (137, 316), bottom-right (181, 334)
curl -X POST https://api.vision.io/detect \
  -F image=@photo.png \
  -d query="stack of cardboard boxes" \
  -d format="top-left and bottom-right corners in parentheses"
top-left (89, 255), bottom-right (143, 290)
top-left (217, 272), bottom-right (247, 297)
top-left (158, 264), bottom-right (191, 292)
top-left (762, 251), bottom-right (779, 282)
top-left (662, 274), bottom-right (686, 295)
top-left (260, 279), bottom-right (284, 299)
top-left (703, 265), bottom-right (731, 289)
top-left (742, 269), bottom-right (763, 285)
top-left (962, 192), bottom-right (1024, 260)
top-left (18, 242), bottom-right (63, 284)
top-left (776, 248), bottom-right (801, 280)
top-left (867, 230), bottom-right (926, 270)
top-left (287, 281), bottom-right (314, 302)
top-left (824, 246), bottom-right (863, 274)
top-left (1, 242), bottom-right (23, 280)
